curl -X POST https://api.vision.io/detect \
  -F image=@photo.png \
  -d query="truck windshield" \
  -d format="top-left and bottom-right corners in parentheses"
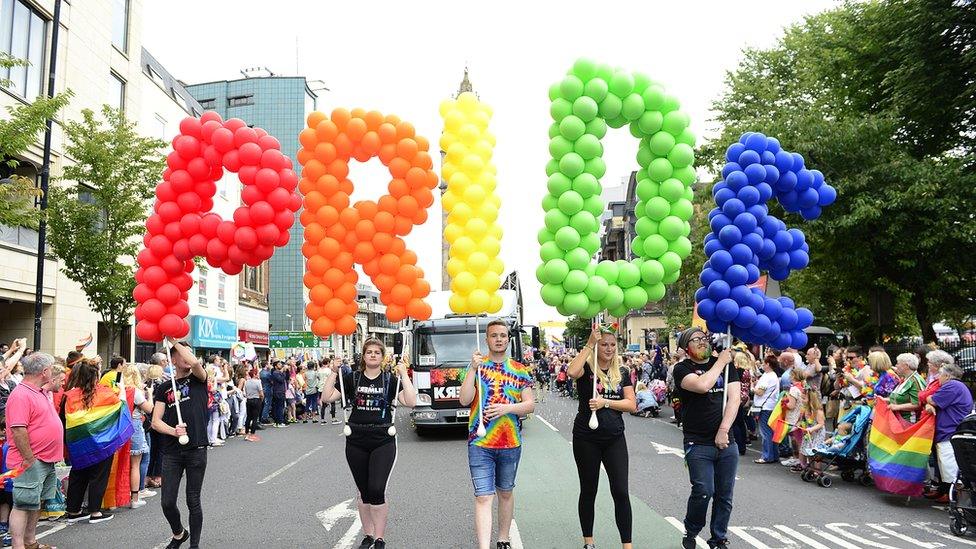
top-left (415, 330), bottom-right (513, 367)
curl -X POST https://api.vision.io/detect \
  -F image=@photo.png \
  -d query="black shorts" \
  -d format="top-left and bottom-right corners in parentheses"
top-left (0, 489), bottom-right (12, 506)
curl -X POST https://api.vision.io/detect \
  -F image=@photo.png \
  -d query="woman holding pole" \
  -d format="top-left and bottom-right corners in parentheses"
top-left (566, 322), bottom-right (637, 549)
top-left (322, 338), bottom-right (417, 549)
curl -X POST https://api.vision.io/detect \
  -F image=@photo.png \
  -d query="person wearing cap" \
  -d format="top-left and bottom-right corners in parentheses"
top-left (672, 328), bottom-right (739, 549)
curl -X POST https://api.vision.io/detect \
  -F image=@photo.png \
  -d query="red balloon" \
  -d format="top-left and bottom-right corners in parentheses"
top-left (233, 126), bottom-right (258, 147)
top-left (133, 283), bottom-right (153, 303)
top-left (223, 150), bottom-right (242, 172)
top-left (157, 283), bottom-right (181, 305)
top-left (258, 135), bottom-right (281, 152)
top-left (160, 255), bottom-right (184, 275)
top-left (238, 165), bottom-right (258, 185)
top-left (175, 135), bottom-right (200, 160)
top-left (158, 314), bottom-right (187, 337)
top-left (241, 185), bottom-right (264, 206)
top-left (163, 222), bottom-right (183, 243)
top-left (255, 169), bottom-right (280, 194)
top-left (146, 214), bottom-right (165, 235)
top-left (167, 301), bottom-right (189, 319)
top-left (179, 117), bottom-right (202, 138)
top-left (179, 213), bottom-right (201, 235)
top-left (211, 127), bottom-right (234, 153)
top-left (206, 240), bottom-right (228, 262)
top-left (166, 151), bottom-right (187, 171)
top-left (233, 207), bottom-right (253, 228)
top-left (136, 321), bottom-right (162, 342)
top-left (216, 221), bottom-right (236, 244)
top-left (137, 249), bottom-right (159, 268)
top-left (141, 298), bottom-right (166, 322)
top-left (188, 234), bottom-right (209, 256)
top-left (144, 266), bottom-right (168, 289)
top-left (157, 202), bottom-right (182, 223)
top-left (266, 187), bottom-right (291, 210)
top-left (173, 273), bottom-right (193, 292)
top-left (172, 240), bottom-right (191, 262)
top-left (227, 244), bottom-right (249, 265)
top-left (199, 213), bottom-right (221, 237)
top-left (155, 181), bottom-right (177, 203)
top-left (239, 142), bottom-right (262, 165)
top-left (256, 224), bottom-right (280, 245)
top-left (234, 226), bottom-right (258, 250)
top-left (251, 202), bottom-right (274, 225)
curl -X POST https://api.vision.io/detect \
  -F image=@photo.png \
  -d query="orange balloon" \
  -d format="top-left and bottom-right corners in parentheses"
top-left (333, 251), bottom-right (354, 272)
top-left (411, 278), bottom-right (431, 297)
top-left (307, 111), bottom-right (327, 128)
top-left (374, 274), bottom-right (396, 291)
top-left (412, 151), bottom-right (433, 170)
top-left (315, 142), bottom-right (337, 164)
top-left (402, 249), bottom-right (418, 266)
top-left (379, 254), bottom-right (400, 275)
top-left (372, 232), bottom-right (394, 253)
top-left (315, 204), bottom-right (339, 226)
top-left (327, 192), bottom-right (350, 211)
top-left (397, 264), bottom-right (418, 285)
top-left (355, 219), bottom-right (375, 241)
top-left (330, 109), bottom-right (351, 130)
top-left (335, 282), bottom-right (357, 302)
top-left (299, 210), bottom-right (316, 227)
top-left (396, 138), bottom-right (418, 160)
top-left (384, 114), bottom-right (401, 125)
top-left (303, 159), bottom-right (326, 182)
top-left (325, 222), bottom-right (346, 241)
top-left (305, 223), bottom-right (325, 243)
top-left (307, 256), bottom-right (329, 276)
top-left (317, 237), bottom-right (340, 259)
top-left (390, 284), bottom-right (412, 306)
top-left (344, 270), bottom-right (358, 283)
top-left (298, 178), bottom-right (315, 195)
top-left (299, 128), bottom-right (318, 150)
top-left (352, 146), bottom-right (372, 164)
top-left (406, 298), bottom-right (431, 320)
top-left (316, 175), bottom-right (339, 195)
top-left (305, 191), bottom-right (326, 212)
top-left (336, 315), bottom-right (357, 335)
top-left (363, 258), bottom-right (380, 276)
top-left (323, 268), bottom-right (345, 288)
top-left (346, 117), bottom-right (367, 142)
top-left (338, 179), bottom-right (354, 195)
top-left (414, 135), bottom-right (430, 152)
top-left (355, 200), bottom-right (377, 219)
top-left (345, 302), bottom-right (359, 316)
top-left (397, 196), bottom-right (419, 218)
top-left (405, 167), bottom-right (428, 189)
top-left (339, 207), bottom-right (359, 229)
top-left (414, 187), bottom-right (434, 208)
top-left (388, 157), bottom-right (411, 179)
top-left (411, 209), bottom-right (428, 225)
top-left (316, 119), bottom-right (339, 141)
top-left (363, 110), bottom-right (384, 130)
top-left (306, 302), bottom-right (325, 319)
top-left (374, 211), bottom-right (395, 233)
top-left (303, 272), bottom-right (322, 289)
top-left (350, 108), bottom-right (367, 120)
top-left (343, 232), bottom-right (359, 253)
top-left (327, 158), bottom-right (349, 180)
top-left (395, 121), bottom-right (415, 140)
top-left (378, 144), bottom-right (398, 165)
top-left (297, 149), bottom-right (313, 166)
top-left (389, 178), bottom-right (409, 198)
top-left (333, 134), bottom-right (353, 158)
top-left (388, 238), bottom-right (406, 256)
top-left (312, 317), bottom-right (335, 337)
top-left (386, 304), bottom-right (406, 323)
top-left (352, 241), bottom-right (374, 264)
top-left (377, 123), bottom-right (397, 144)
top-left (377, 195), bottom-right (398, 214)
top-left (301, 243), bottom-right (317, 259)
top-left (325, 298), bottom-right (346, 320)
top-left (310, 285), bottom-right (333, 305)
top-left (393, 216), bottom-right (413, 236)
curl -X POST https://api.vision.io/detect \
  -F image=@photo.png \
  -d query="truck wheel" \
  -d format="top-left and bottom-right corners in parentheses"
top-left (415, 425), bottom-right (430, 437)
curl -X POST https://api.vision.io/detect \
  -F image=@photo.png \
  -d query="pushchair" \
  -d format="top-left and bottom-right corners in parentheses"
top-left (802, 404), bottom-right (873, 488)
top-left (949, 413), bottom-right (976, 537)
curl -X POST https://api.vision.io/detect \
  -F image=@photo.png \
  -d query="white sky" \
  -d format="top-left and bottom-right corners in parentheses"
top-left (142, 0), bottom-right (838, 324)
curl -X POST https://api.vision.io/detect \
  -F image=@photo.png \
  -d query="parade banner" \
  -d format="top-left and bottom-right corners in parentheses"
top-left (868, 399), bottom-right (935, 497)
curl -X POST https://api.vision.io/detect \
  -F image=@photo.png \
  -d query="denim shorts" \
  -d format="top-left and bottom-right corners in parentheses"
top-left (468, 445), bottom-right (522, 496)
top-left (12, 460), bottom-right (57, 511)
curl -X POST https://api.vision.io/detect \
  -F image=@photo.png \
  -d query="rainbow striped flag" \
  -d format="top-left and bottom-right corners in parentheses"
top-left (766, 391), bottom-right (791, 444)
top-left (868, 399), bottom-right (934, 497)
top-left (64, 386), bottom-right (133, 470)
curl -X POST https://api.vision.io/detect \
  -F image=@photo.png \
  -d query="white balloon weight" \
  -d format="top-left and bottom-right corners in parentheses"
top-left (343, 425), bottom-right (352, 437)
top-left (178, 434), bottom-right (189, 445)
top-left (588, 411), bottom-right (599, 430)
top-left (476, 421), bottom-right (487, 437)
top-left (387, 425), bottom-right (397, 436)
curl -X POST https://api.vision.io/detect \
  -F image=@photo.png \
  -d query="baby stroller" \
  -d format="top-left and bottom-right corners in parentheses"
top-left (948, 413), bottom-right (976, 537)
top-left (802, 405), bottom-right (873, 488)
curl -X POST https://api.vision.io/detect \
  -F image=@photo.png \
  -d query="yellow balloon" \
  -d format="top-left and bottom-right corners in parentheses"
top-left (452, 271), bottom-right (477, 294)
top-left (477, 203), bottom-right (498, 223)
top-left (467, 289), bottom-right (490, 312)
top-left (444, 110), bottom-right (465, 132)
top-left (489, 258), bottom-right (505, 275)
top-left (478, 272), bottom-right (501, 292)
top-left (448, 171), bottom-right (471, 191)
top-left (448, 293), bottom-right (467, 314)
top-left (467, 251), bottom-right (489, 274)
top-left (443, 223), bottom-right (463, 244)
top-left (487, 294), bottom-right (503, 313)
top-left (449, 202), bottom-right (473, 222)
top-left (438, 99), bottom-right (454, 118)
top-left (451, 236), bottom-right (476, 258)
top-left (465, 218), bottom-right (488, 238)
top-left (463, 184), bottom-right (487, 205)
top-left (441, 191), bottom-right (457, 212)
top-left (479, 236), bottom-right (501, 257)
top-left (442, 163), bottom-right (457, 183)
top-left (447, 257), bottom-right (466, 277)
top-left (446, 142), bottom-right (468, 163)
top-left (488, 224), bottom-right (503, 240)
top-left (439, 133), bottom-right (457, 152)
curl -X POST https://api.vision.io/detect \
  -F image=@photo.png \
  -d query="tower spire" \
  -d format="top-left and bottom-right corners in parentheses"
top-left (455, 66), bottom-right (475, 98)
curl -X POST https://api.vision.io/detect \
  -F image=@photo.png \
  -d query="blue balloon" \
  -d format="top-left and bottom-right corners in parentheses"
top-left (741, 233), bottom-right (763, 255)
top-left (749, 292), bottom-right (765, 312)
top-left (774, 170), bottom-right (797, 193)
top-left (764, 298), bottom-right (783, 320)
top-left (722, 198), bottom-right (746, 218)
top-left (752, 314), bottom-right (771, 336)
top-left (763, 164), bottom-right (780, 184)
top-left (730, 284), bottom-right (752, 305)
top-left (706, 318), bottom-right (727, 335)
top-left (766, 136), bottom-right (781, 153)
top-left (709, 214), bottom-right (732, 233)
top-left (709, 249), bottom-right (734, 272)
top-left (788, 249), bottom-right (809, 270)
top-left (697, 298), bottom-right (716, 319)
top-left (721, 162), bottom-right (742, 178)
top-left (736, 185), bottom-right (760, 207)
top-left (791, 152), bottom-right (805, 171)
top-left (744, 163), bottom-right (766, 184)
top-left (795, 169), bottom-right (814, 192)
top-left (704, 238), bottom-right (723, 257)
top-left (811, 169), bottom-right (824, 188)
top-left (694, 286), bottom-right (707, 303)
top-left (737, 150), bottom-right (761, 167)
top-left (769, 267), bottom-right (790, 281)
top-left (729, 243), bottom-right (753, 265)
top-left (756, 182), bottom-right (773, 203)
top-left (747, 204), bottom-right (768, 223)
top-left (714, 188), bottom-right (736, 208)
top-left (765, 320), bottom-right (782, 340)
top-left (795, 307), bottom-right (814, 328)
top-left (761, 216), bottom-right (780, 235)
top-left (760, 151), bottom-right (776, 166)
top-left (777, 296), bottom-right (795, 309)
top-left (719, 225), bottom-right (743, 247)
top-left (707, 279), bottom-right (731, 301)
top-left (779, 190), bottom-right (799, 211)
top-left (716, 298), bottom-right (740, 322)
top-left (733, 212), bottom-right (758, 234)
top-left (774, 150), bottom-right (794, 172)
top-left (699, 267), bottom-right (722, 287)
top-left (778, 307), bottom-right (798, 330)
top-left (724, 264), bottom-right (749, 286)
top-left (773, 230), bottom-right (794, 252)
top-left (725, 143), bottom-right (746, 163)
top-left (707, 207), bottom-right (722, 220)
top-left (790, 331), bottom-right (808, 349)
top-left (798, 188), bottom-right (819, 209)
top-left (738, 132), bottom-right (753, 145)
top-left (818, 185), bottom-right (837, 206)
top-left (712, 179), bottom-right (728, 194)
top-left (746, 263), bottom-right (761, 284)
top-left (725, 171), bottom-right (748, 191)
top-left (744, 132), bottom-right (768, 152)
top-left (773, 332), bottom-right (792, 350)
top-left (758, 239), bottom-right (776, 260)
top-left (801, 205), bottom-right (822, 220)
top-left (770, 251), bottom-right (790, 271)
top-left (735, 305), bottom-right (758, 328)
top-left (787, 228), bottom-right (805, 246)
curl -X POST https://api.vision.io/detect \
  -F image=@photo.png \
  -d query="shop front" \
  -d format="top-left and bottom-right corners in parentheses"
top-left (189, 315), bottom-right (238, 361)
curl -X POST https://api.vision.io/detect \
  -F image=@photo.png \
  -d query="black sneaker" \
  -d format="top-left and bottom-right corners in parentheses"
top-left (63, 511), bottom-right (88, 523)
top-left (497, 542), bottom-right (512, 549)
top-left (165, 529), bottom-right (189, 549)
top-left (373, 539), bottom-right (386, 549)
top-left (682, 536), bottom-right (697, 549)
top-left (357, 535), bottom-right (375, 549)
top-left (708, 540), bottom-right (730, 548)
top-left (89, 512), bottom-right (113, 524)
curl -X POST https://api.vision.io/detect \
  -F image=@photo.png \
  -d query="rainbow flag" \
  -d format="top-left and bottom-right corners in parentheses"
top-left (64, 386), bottom-right (133, 470)
top-left (868, 399), bottom-right (934, 497)
top-left (766, 391), bottom-right (791, 444)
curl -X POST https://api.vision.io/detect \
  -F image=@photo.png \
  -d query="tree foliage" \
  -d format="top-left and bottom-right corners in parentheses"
top-left (47, 106), bottom-right (166, 357)
top-left (563, 315), bottom-right (592, 349)
top-left (704, 0), bottom-right (976, 344)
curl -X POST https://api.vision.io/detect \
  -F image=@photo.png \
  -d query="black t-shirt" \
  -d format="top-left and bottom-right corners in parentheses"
top-left (573, 364), bottom-right (632, 442)
top-left (342, 371), bottom-right (399, 443)
top-left (673, 357), bottom-right (741, 445)
top-left (153, 373), bottom-right (210, 451)
top-left (270, 370), bottom-right (288, 396)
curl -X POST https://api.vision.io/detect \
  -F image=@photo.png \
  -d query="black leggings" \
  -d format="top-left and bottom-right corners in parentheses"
top-left (345, 436), bottom-right (397, 505)
top-left (65, 456), bottom-right (113, 514)
top-left (573, 434), bottom-right (632, 543)
top-left (245, 398), bottom-right (262, 434)
top-left (161, 447), bottom-right (207, 547)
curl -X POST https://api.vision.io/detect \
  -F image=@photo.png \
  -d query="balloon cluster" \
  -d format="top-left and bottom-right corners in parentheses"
top-left (694, 132), bottom-right (837, 349)
top-left (439, 92), bottom-right (505, 314)
top-left (134, 112), bottom-right (302, 341)
top-left (297, 108), bottom-right (435, 336)
top-left (538, 58), bottom-right (696, 318)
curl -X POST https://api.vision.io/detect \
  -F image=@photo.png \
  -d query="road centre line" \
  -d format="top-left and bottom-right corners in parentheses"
top-left (257, 445), bottom-right (323, 485)
top-left (535, 415), bottom-right (559, 432)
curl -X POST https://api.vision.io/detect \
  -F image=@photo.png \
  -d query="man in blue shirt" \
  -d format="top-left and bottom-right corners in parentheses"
top-left (259, 362), bottom-right (273, 424)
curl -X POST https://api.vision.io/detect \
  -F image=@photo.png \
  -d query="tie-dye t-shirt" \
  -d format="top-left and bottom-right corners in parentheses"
top-left (468, 358), bottom-right (533, 449)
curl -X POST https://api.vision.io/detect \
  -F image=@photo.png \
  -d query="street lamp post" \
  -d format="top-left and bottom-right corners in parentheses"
top-left (285, 313), bottom-right (294, 332)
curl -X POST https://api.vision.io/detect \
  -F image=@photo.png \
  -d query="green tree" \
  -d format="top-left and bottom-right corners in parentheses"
top-left (0, 53), bottom-right (71, 228)
top-left (704, 0), bottom-right (976, 344)
top-left (563, 314), bottom-right (592, 349)
top-left (47, 106), bottom-right (166, 360)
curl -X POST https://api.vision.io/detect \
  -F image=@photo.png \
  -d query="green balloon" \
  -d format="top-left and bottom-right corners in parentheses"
top-left (583, 158), bottom-right (606, 179)
top-left (559, 75), bottom-right (584, 101)
top-left (547, 173), bottom-right (572, 196)
top-left (570, 211), bottom-right (597, 233)
top-left (583, 78), bottom-right (608, 103)
top-left (557, 190), bottom-right (584, 215)
top-left (682, 220), bottom-right (692, 238)
top-left (572, 173), bottom-right (600, 198)
top-left (537, 228), bottom-right (555, 245)
top-left (670, 198), bottom-right (694, 221)
top-left (572, 58), bottom-right (598, 81)
top-left (668, 143), bottom-right (694, 168)
top-left (540, 283), bottom-right (566, 306)
top-left (555, 304), bottom-right (571, 316)
top-left (541, 193), bottom-right (558, 211)
top-left (641, 85), bottom-right (666, 111)
top-left (629, 121), bottom-right (644, 139)
top-left (544, 258), bottom-right (570, 283)
top-left (663, 270), bottom-right (680, 285)
top-left (563, 292), bottom-right (589, 315)
top-left (636, 146), bottom-right (654, 169)
top-left (581, 233), bottom-right (601, 255)
top-left (673, 165), bottom-right (697, 186)
top-left (635, 216), bottom-right (655, 238)
top-left (649, 131), bottom-right (676, 157)
top-left (645, 196), bottom-right (671, 221)
top-left (669, 235), bottom-right (692, 258)
top-left (583, 195), bottom-right (604, 217)
top-left (549, 136), bottom-right (573, 159)
top-left (545, 159), bottom-right (559, 177)
top-left (607, 115), bottom-right (628, 129)
top-left (623, 286), bottom-right (648, 309)
top-left (565, 247), bottom-right (591, 270)
top-left (559, 115), bottom-right (586, 141)
top-left (595, 260), bottom-right (618, 285)
top-left (608, 71), bottom-right (634, 97)
top-left (661, 94), bottom-right (681, 113)
top-left (632, 72), bottom-right (652, 94)
top-left (676, 128), bottom-right (696, 147)
top-left (643, 234), bottom-right (668, 258)
top-left (544, 209), bottom-right (570, 232)
top-left (548, 83), bottom-right (561, 102)
top-left (563, 270), bottom-right (589, 293)
top-left (584, 276), bottom-right (609, 302)
top-left (683, 186), bottom-right (694, 201)
top-left (582, 300), bottom-right (602, 319)
top-left (574, 134), bottom-right (602, 160)
top-left (638, 111), bottom-right (663, 134)
top-left (631, 236), bottom-right (644, 256)
top-left (585, 118), bottom-right (607, 139)
top-left (559, 153), bottom-right (585, 178)
top-left (647, 158), bottom-right (673, 182)
top-left (554, 226), bottom-right (581, 250)
top-left (539, 241), bottom-right (563, 262)
top-left (640, 259), bottom-right (665, 285)
top-left (572, 96), bottom-right (599, 122)
top-left (601, 285), bottom-right (624, 310)
top-left (658, 216), bottom-right (684, 241)
top-left (621, 93), bottom-right (645, 121)
top-left (609, 304), bottom-right (630, 318)
top-left (595, 64), bottom-right (614, 82)
top-left (617, 263), bottom-right (641, 288)
top-left (548, 123), bottom-right (560, 139)
top-left (659, 178), bottom-right (685, 203)
top-left (597, 94), bottom-right (622, 119)
top-left (634, 200), bottom-right (645, 217)
top-left (662, 110), bottom-right (690, 135)
top-left (659, 251), bottom-right (682, 275)
top-left (536, 264), bottom-right (547, 284)
top-left (644, 282), bottom-right (666, 302)
top-left (550, 98), bottom-right (572, 121)
top-left (584, 262), bottom-right (597, 277)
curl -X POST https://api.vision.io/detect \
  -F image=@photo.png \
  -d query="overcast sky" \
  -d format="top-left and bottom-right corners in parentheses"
top-left (142, 0), bottom-right (838, 324)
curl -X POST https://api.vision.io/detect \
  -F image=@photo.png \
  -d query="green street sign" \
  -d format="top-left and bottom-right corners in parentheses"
top-left (268, 331), bottom-right (327, 349)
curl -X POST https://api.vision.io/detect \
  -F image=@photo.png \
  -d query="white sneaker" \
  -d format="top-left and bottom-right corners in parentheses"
top-left (781, 458), bottom-right (798, 467)
top-left (212, 440), bottom-right (225, 446)
top-left (139, 489), bottom-right (157, 498)
top-left (129, 499), bottom-right (147, 509)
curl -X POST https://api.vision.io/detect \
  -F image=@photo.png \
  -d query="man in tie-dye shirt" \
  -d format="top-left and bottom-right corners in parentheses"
top-left (460, 319), bottom-right (534, 549)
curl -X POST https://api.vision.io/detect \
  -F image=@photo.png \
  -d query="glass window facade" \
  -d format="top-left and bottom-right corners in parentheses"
top-left (111, 0), bottom-right (129, 52)
top-left (198, 267), bottom-right (209, 306)
top-left (109, 71), bottom-right (125, 110)
top-left (0, 0), bottom-right (47, 101)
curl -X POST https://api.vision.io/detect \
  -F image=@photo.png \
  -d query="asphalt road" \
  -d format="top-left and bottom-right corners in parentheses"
top-left (35, 389), bottom-right (964, 548)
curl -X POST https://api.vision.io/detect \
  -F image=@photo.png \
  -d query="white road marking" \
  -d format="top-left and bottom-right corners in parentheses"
top-left (317, 498), bottom-right (364, 549)
top-left (35, 522), bottom-right (68, 539)
top-left (825, 522), bottom-right (900, 548)
top-left (729, 526), bottom-right (800, 548)
top-left (798, 524), bottom-right (864, 549)
top-left (912, 522), bottom-right (976, 546)
top-left (866, 523), bottom-right (944, 548)
top-left (665, 516), bottom-right (708, 548)
top-left (257, 445), bottom-right (323, 484)
top-left (510, 518), bottom-right (524, 549)
top-left (650, 440), bottom-right (685, 458)
top-left (536, 415), bottom-right (559, 432)
top-left (773, 525), bottom-right (833, 549)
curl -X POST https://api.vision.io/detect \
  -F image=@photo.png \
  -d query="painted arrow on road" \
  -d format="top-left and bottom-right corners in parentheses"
top-left (317, 498), bottom-right (363, 549)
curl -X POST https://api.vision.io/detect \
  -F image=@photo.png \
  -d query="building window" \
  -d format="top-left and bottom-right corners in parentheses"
top-left (112, 0), bottom-right (129, 52)
top-left (217, 273), bottom-right (226, 310)
top-left (227, 95), bottom-right (253, 107)
top-left (109, 72), bottom-right (125, 110)
top-left (146, 64), bottom-right (165, 88)
top-left (198, 98), bottom-right (215, 110)
top-left (198, 267), bottom-right (208, 306)
top-left (153, 114), bottom-right (166, 139)
top-left (243, 264), bottom-right (263, 293)
top-left (0, 0), bottom-right (48, 101)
